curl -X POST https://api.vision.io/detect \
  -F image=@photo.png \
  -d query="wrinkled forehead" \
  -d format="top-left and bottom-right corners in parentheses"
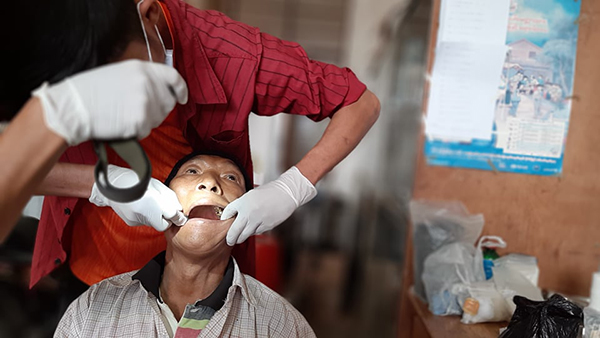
top-left (178, 155), bottom-right (239, 172)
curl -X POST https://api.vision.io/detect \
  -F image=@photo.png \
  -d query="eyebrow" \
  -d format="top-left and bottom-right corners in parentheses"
top-left (178, 162), bottom-right (198, 171)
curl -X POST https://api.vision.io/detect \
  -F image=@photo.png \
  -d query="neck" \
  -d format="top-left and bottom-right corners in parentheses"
top-left (160, 247), bottom-right (229, 320)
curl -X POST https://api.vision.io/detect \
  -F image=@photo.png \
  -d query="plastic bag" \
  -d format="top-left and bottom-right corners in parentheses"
top-left (584, 306), bottom-right (600, 338)
top-left (422, 242), bottom-right (486, 315)
top-left (499, 294), bottom-right (583, 338)
top-left (493, 262), bottom-right (543, 314)
top-left (455, 281), bottom-right (512, 324)
top-left (494, 254), bottom-right (540, 286)
top-left (410, 200), bottom-right (484, 300)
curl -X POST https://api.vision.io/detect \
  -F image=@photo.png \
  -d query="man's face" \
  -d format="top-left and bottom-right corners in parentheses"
top-left (166, 155), bottom-right (246, 255)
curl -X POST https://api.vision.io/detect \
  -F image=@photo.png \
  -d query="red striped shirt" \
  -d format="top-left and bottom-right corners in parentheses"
top-left (30, 0), bottom-right (367, 288)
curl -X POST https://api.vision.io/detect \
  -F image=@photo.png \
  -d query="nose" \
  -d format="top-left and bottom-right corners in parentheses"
top-left (196, 174), bottom-right (222, 195)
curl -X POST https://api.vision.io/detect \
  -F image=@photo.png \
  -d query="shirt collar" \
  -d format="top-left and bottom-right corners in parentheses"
top-left (230, 258), bottom-right (257, 307)
top-left (132, 251), bottom-right (235, 312)
top-left (132, 251), bottom-right (165, 299)
top-left (160, 0), bottom-right (227, 105)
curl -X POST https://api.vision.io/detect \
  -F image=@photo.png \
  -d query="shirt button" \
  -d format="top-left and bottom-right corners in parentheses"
top-left (64, 208), bottom-right (71, 215)
top-left (54, 258), bottom-right (62, 265)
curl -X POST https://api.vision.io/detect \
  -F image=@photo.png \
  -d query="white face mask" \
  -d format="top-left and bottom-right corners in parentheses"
top-left (165, 49), bottom-right (174, 67)
top-left (137, 0), bottom-right (172, 67)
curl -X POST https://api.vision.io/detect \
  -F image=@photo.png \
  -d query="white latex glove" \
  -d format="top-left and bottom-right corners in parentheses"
top-left (89, 165), bottom-right (185, 232)
top-left (222, 166), bottom-right (317, 245)
top-left (32, 59), bottom-right (188, 145)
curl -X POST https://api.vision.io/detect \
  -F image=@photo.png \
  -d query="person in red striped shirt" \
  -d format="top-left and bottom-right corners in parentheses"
top-left (25, 0), bottom-right (380, 309)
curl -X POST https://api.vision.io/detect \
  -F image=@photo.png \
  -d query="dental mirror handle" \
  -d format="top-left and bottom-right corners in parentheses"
top-left (168, 211), bottom-right (188, 226)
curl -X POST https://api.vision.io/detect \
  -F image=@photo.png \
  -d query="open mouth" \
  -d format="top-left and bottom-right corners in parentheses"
top-left (188, 205), bottom-right (224, 221)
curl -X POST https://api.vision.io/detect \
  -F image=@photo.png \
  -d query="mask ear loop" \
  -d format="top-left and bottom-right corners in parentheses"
top-left (137, 0), bottom-right (153, 62)
top-left (155, 25), bottom-right (168, 59)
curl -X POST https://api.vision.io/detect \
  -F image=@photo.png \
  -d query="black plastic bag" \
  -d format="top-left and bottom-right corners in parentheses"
top-left (499, 294), bottom-right (583, 338)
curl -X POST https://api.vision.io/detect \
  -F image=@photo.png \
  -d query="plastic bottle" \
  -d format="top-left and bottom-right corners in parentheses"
top-left (483, 248), bottom-right (500, 280)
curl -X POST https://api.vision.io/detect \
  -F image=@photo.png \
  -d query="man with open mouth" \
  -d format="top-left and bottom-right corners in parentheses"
top-left (54, 152), bottom-right (315, 337)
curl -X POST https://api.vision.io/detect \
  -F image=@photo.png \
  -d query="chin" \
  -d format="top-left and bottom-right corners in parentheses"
top-left (169, 218), bottom-right (233, 255)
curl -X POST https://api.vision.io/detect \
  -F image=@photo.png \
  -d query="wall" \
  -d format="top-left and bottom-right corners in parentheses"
top-left (411, 0), bottom-right (600, 296)
top-left (323, 0), bottom-right (412, 200)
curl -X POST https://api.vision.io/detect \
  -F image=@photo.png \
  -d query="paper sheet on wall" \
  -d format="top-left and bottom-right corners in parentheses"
top-left (438, 0), bottom-right (512, 45)
top-left (424, 0), bottom-right (582, 176)
top-left (426, 43), bottom-right (508, 141)
top-left (426, 0), bottom-right (511, 141)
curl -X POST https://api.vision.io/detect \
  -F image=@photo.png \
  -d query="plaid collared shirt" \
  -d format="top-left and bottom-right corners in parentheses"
top-left (54, 259), bottom-right (315, 337)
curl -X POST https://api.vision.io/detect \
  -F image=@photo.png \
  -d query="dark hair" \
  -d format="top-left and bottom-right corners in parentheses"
top-left (0, 0), bottom-right (144, 121)
top-left (164, 151), bottom-right (253, 192)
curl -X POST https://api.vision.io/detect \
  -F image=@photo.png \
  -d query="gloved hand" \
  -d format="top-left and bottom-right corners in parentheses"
top-left (89, 165), bottom-right (185, 232)
top-left (221, 166), bottom-right (317, 245)
top-left (32, 59), bottom-right (188, 145)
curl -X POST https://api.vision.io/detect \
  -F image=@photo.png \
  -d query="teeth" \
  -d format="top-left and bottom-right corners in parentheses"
top-left (214, 206), bottom-right (224, 217)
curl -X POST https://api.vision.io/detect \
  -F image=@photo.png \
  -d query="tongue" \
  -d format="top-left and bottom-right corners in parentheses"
top-left (189, 206), bottom-right (220, 220)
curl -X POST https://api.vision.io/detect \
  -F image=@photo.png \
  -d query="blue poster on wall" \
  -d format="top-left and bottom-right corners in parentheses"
top-left (425, 0), bottom-right (581, 176)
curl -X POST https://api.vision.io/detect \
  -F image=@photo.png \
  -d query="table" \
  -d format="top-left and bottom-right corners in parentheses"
top-left (406, 290), bottom-right (507, 338)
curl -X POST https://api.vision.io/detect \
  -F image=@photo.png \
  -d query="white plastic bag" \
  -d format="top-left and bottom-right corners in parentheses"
top-left (584, 306), bottom-right (600, 338)
top-left (494, 254), bottom-right (539, 286)
top-left (410, 200), bottom-right (485, 300)
top-left (422, 242), bottom-right (486, 316)
top-left (455, 281), bottom-right (512, 324)
top-left (492, 263), bottom-right (543, 314)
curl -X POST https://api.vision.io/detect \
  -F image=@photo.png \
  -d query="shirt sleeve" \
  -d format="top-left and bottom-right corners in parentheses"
top-left (292, 315), bottom-right (317, 338)
top-left (253, 32), bottom-right (367, 122)
top-left (54, 288), bottom-right (92, 338)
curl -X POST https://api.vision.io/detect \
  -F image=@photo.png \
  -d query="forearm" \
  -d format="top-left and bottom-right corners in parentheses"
top-left (37, 162), bottom-right (95, 198)
top-left (0, 98), bottom-right (67, 241)
top-left (295, 90), bottom-right (380, 184)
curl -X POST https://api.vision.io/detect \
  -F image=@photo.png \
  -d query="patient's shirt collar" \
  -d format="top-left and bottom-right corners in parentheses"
top-left (132, 251), bottom-right (234, 312)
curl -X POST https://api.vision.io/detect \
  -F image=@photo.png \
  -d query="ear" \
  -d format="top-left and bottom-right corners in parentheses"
top-left (137, 0), bottom-right (161, 26)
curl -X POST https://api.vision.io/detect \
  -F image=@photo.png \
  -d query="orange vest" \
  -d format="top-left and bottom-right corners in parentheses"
top-left (69, 113), bottom-right (193, 285)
